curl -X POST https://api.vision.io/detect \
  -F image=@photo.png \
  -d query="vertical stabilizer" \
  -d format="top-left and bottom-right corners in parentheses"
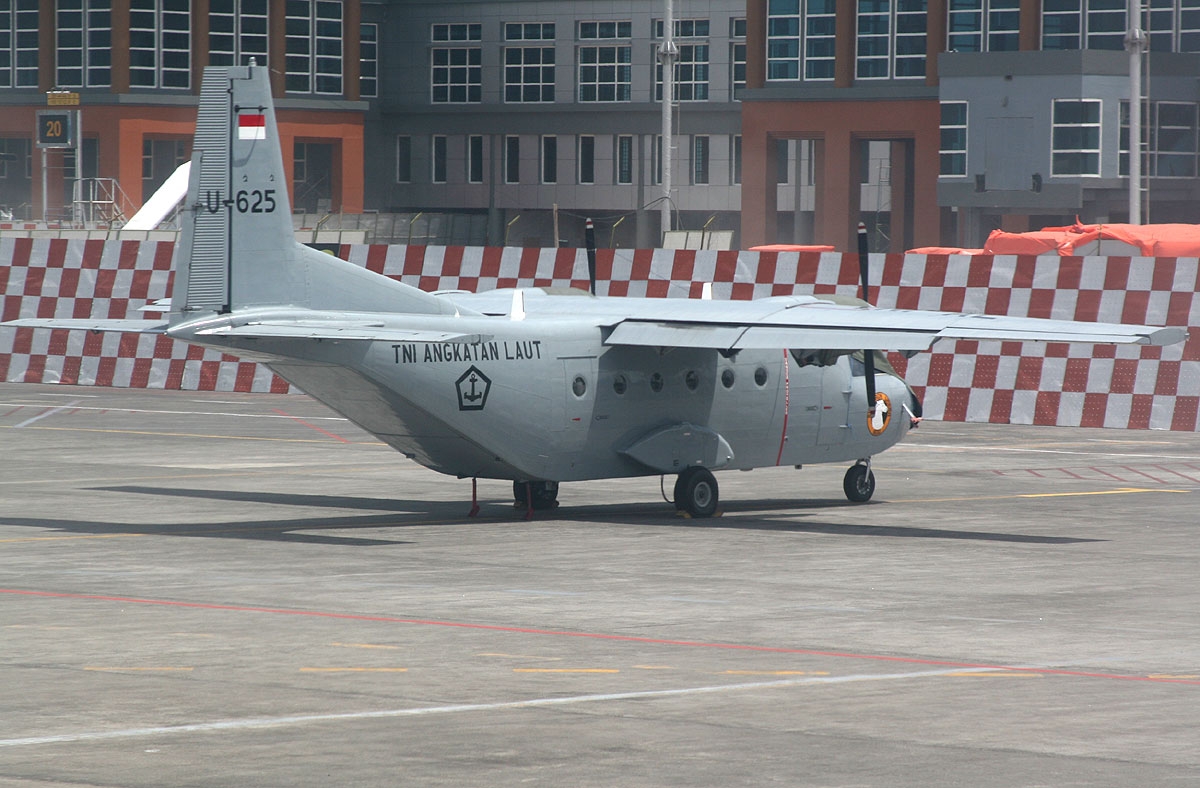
top-left (172, 64), bottom-right (454, 320)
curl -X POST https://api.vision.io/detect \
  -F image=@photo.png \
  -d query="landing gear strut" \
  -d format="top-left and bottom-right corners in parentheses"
top-left (673, 466), bottom-right (719, 518)
top-left (843, 460), bottom-right (875, 503)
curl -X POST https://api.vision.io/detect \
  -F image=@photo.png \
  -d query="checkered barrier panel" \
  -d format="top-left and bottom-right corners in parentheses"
top-left (2, 240), bottom-right (1197, 430)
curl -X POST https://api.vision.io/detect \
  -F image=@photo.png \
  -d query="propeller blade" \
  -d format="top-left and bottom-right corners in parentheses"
top-left (584, 218), bottom-right (597, 295)
top-left (856, 222), bottom-right (877, 412)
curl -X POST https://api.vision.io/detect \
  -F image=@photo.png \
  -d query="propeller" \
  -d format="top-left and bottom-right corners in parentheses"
top-left (856, 222), bottom-right (878, 416)
top-left (584, 218), bottom-right (597, 295)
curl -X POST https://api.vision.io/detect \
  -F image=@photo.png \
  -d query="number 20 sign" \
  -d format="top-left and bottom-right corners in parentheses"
top-left (36, 111), bottom-right (76, 149)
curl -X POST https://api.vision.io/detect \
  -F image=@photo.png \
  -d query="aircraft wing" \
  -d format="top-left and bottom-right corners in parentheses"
top-left (2, 318), bottom-right (168, 333)
top-left (603, 305), bottom-right (1186, 352)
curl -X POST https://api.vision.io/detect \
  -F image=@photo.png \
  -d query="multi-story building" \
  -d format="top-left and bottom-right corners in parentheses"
top-left (367, 0), bottom-right (748, 247)
top-left (740, 1), bottom-right (1200, 252)
top-left (0, 1), bottom-right (371, 224)
top-left (5, 2), bottom-right (1200, 252)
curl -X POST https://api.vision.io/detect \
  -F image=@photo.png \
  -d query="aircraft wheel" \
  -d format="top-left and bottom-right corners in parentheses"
top-left (843, 464), bottom-right (875, 503)
top-left (676, 467), bottom-right (719, 518)
top-left (513, 481), bottom-right (560, 510)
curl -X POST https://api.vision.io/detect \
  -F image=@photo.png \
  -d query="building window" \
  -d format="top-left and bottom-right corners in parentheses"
top-left (505, 135), bottom-right (520, 184)
top-left (616, 135), bottom-right (634, 184)
top-left (947, 0), bottom-right (1020, 53)
top-left (504, 22), bottom-right (555, 102)
top-left (856, 1), bottom-right (890, 79)
top-left (655, 22), bottom-right (710, 102)
top-left (360, 23), bottom-right (378, 98)
top-left (209, 0), bottom-right (269, 67)
top-left (692, 135), bottom-right (710, 185)
top-left (286, 0), bottom-right (342, 95)
top-left (294, 142), bottom-right (307, 183)
top-left (1121, 100), bottom-right (1199, 178)
top-left (856, 1), bottom-right (926, 80)
top-left (432, 22), bottom-right (481, 103)
top-left (127, 0), bottom-right (190, 90)
top-left (1178, 1), bottom-right (1200, 52)
top-left (578, 21), bottom-right (631, 102)
top-left (732, 135), bottom-right (742, 184)
top-left (432, 135), bottom-right (447, 183)
top-left (777, 138), bottom-right (790, 184)
top-left (1041, 1), bottom-right (1128, 51)
top-left (0, 0), bottom-right (39, 88)
top-left (1051, 99), bottom-right (1101, 176)
top-left (541, 136), bottom-right (557, 184)
top-left (468, 135), bottom-right (484, 184)
top-left (142, 139), bottom-right (153, 180)
top-left (766, 0), bottom-right (800, 80)
top-left (805, 0), bottom-right (837, 80)
top-left (578, 135), bottom-right (595, 184)
top-left (396, 136), bottom-right (412, 183)
top-left (940, 102), bottom-right (968, 176)
top-left (731, 17), bottom-right (746, 95)
top-left (653, 134), bottom-right (662, 185)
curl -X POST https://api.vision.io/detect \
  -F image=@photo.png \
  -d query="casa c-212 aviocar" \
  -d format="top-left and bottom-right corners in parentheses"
top-left (3, 64), bottom-right (1187, 518)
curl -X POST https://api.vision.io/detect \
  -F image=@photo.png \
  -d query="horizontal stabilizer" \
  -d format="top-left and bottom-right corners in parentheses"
top-left (3, 318), bottom-right (168, 334)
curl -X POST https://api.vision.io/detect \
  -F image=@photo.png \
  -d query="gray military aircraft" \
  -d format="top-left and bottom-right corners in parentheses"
top-left (4, 65), bottom-right (1187, 517)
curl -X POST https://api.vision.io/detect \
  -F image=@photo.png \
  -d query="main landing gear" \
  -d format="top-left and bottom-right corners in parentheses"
top-left (673, 466), bottom-right (719, 518)
top-left (842, 460), bottom-right (875, 503)
top-left (513, 481), bottom-right (560, 510)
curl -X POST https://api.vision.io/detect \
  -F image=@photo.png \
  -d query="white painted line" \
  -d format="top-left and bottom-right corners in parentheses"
top-left (0, 668), bottom-right (964, 748)
top-left (13, 401), bottom-right (82, 429)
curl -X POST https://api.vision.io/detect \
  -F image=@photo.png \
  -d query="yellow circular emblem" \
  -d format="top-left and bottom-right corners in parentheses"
top-left (867, 392), bottom-right (892, 436)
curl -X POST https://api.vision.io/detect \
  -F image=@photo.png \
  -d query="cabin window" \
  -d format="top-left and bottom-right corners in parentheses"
top-left (612, 374), bottom-right (627, 395)
top-left (721, 369), bottom-right (735, 389)
top-left (572, 375), bottom-right (587, 397)
top-left (650, 372), bottom-right (664, 392)
top-left (685, 370), bottom-right (700, 391)
top-left (754, 366), bottom-right (768, 387)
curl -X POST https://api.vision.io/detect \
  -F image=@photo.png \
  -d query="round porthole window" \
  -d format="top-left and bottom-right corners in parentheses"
top-left (754, 366), bottom-right (768, 387)
top-left (685, 370), bottom-right (699, 391)
top-left (650, 372), bottom-right (664, 393)
top-left (572, 375), bottom-right (587, 397)
top-left (613, 374), bottom-right (627, 395)
top-left (721, 369), bottom-right (735, 389)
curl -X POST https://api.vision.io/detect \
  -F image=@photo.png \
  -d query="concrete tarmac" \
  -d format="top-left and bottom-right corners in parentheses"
top-left (1, 382), bottom-right (1198, 787)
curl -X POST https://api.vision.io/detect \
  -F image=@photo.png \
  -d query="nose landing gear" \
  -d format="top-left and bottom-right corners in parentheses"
top-left (843, 460), bottom-right (875, 503)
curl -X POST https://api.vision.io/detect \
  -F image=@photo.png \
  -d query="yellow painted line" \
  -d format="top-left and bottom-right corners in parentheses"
top-left (1148, 674), bottom-right (1199, 679)
top-left (895, 488), bottom-right (1188, 504)
top-left (722, 670), bottom-right (829, 676)
top-left (0, 533), bottom-right (144, 544)
top-left (944, 671), bottom-right (1042, 678)
top-left (299, 667), bottom-right (408, 673)
top-left (1018, 488), bottom-right (1188, 499)
top-left (477, 653), bottom-right (562, 661)
top-left (513, 668), bottom-right (620, 674)
top-left (330, 642), bottom-right (400, 650)
top-left (84, 667), bottom-right (194, 672)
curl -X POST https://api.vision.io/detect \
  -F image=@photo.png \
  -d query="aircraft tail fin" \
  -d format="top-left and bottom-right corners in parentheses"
top-left (172, 64), bottom-right (456, 323)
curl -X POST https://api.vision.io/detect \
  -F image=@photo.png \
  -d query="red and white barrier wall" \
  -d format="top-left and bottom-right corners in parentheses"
top-left (2, 239), bottom-right (1197, 430)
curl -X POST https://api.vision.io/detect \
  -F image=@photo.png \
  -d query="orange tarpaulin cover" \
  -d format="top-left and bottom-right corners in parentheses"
top-left (981, 222), bottom-right (1200, 257)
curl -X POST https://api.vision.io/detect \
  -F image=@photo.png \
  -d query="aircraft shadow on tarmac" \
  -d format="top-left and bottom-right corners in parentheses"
top-left (12, 484), bottom-right (1100, 546)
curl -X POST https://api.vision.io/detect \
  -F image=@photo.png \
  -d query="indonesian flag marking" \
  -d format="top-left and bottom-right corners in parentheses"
top-left (238, 113), bottom-right (266, 140)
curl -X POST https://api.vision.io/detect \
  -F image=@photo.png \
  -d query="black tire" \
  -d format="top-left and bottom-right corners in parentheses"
top-left (672, 474), bottom-right (687, 510)
top-left (514, 481), bottom-right (559, 510)
top-left (843, 464), bottom-right (875, 503)
top-left (677, 467), bottom-right (719, 518)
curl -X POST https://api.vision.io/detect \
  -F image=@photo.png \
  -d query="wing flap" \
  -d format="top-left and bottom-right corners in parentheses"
top-left (605, 321), bottom-right (934, 351)
top-left (2, 318), bottom-right (168, 334)
top-left (194, 320), bottom-right (491, 344)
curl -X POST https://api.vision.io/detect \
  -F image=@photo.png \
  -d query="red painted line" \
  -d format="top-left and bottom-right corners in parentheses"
top-left (1120, 465), bottom-right (1169, 484)
top-left (1026, 469), bottom-right (1046, 478)
top-left (1, 407), bottom-right (23, 418)
top-left (775, 350), bottom-right (789, 466)
top-left (270, 408), bottom-right (350, 443)
top-left (1089, 466), bottom-right (1125, 482)
top-left (1150, 464), bottom-right (1200, 483)
top-left (1057, 468), bottom-right (1085, 480)
top-left (3, 588), bottom-right (1198, 687)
